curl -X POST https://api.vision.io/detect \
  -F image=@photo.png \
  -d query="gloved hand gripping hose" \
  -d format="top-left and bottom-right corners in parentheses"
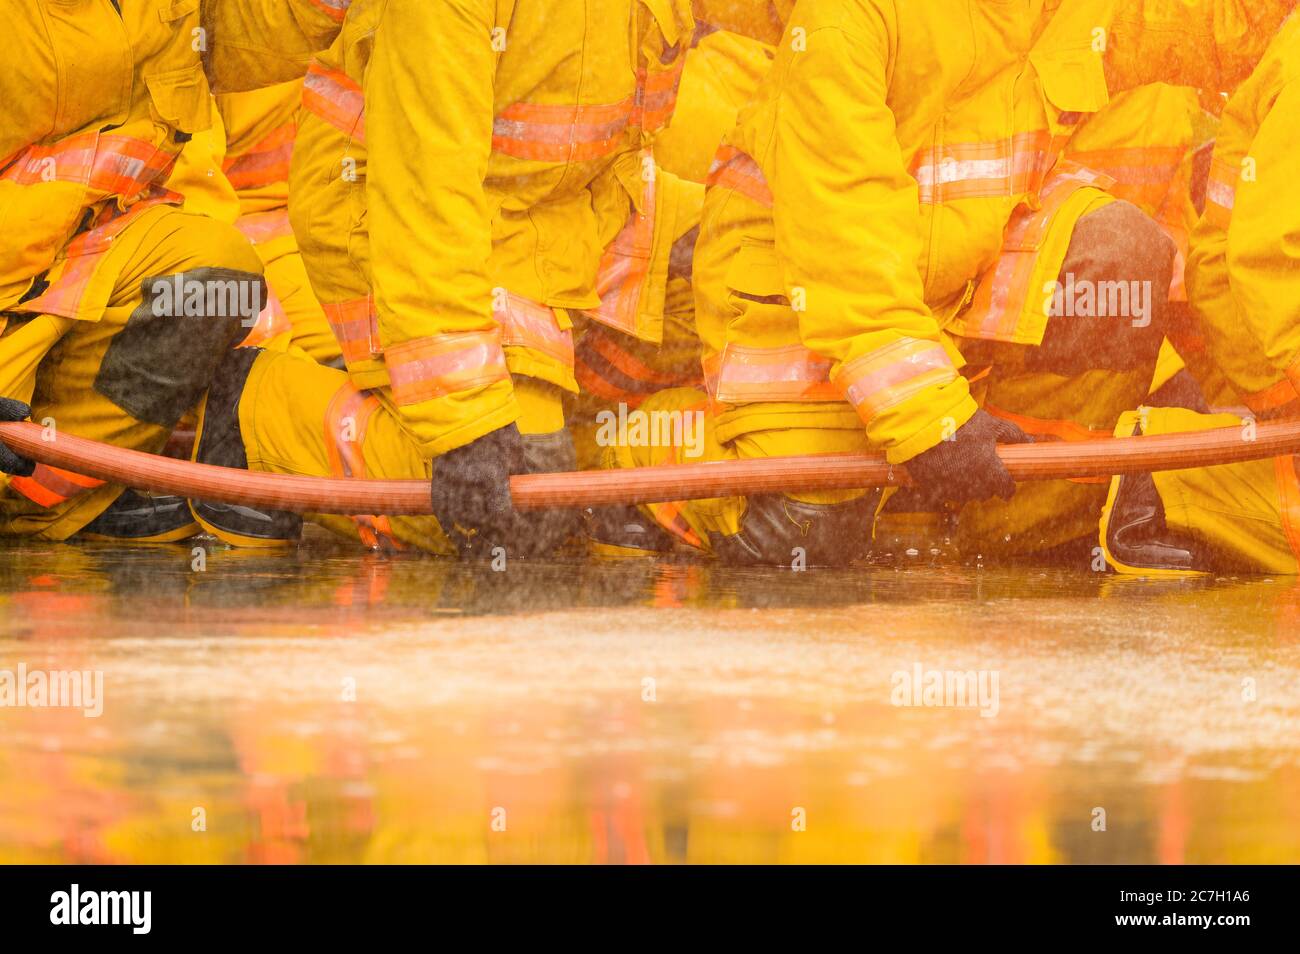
top-left (1, 419), bottom-right (1299, 514)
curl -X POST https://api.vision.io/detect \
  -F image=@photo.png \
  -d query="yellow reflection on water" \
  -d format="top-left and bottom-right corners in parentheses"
top-left (2, 539), bottom-right (1298, 863)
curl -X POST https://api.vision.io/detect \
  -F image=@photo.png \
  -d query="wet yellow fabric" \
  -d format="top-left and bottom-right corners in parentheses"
top-left (693, 0), bottom-right (1294, 467)
top-left (0, 208), bottom-right (262, 540)
top-left (1101, 407), bottom-right (1300, 575)
top-left (1186, 15), bottom-right (1300, 412)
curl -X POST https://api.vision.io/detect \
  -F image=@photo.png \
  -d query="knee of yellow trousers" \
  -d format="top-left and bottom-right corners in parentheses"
top-left (93, 263), bottom-right (268, 431)
top-left (1131, 406), bottom-right (1300, 574)
top-left (734, 427), bottom-right (878, 507)
top-left (955, 480), bottom-right (1109, 558)
top-left (76, 213), bottom-right (269, 433)
top-left (1032, 200), bottom-right (1176, 377)
top-left (237, 348), bottom-right (351, 477)
top-left (599, 387), bottom-right (715, 471)
top-left (125, 212), bottom-right (264, 286)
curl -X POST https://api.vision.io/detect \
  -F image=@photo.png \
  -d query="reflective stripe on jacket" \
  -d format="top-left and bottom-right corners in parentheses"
top-left (291, 0), bottom-right (695, 457)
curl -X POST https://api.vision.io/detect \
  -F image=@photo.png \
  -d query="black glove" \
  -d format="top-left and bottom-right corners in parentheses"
top-left (0, 398), bottom-right (35, 478)
top-left (430, 423), bottom-right (571, 560)
top-left (903, 409), bottom-right (1032, 503)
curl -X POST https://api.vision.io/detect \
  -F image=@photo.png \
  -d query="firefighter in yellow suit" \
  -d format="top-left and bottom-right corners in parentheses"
top-left (218, 83), bottom-right (343, 365)
top-left (275, 0), bottom-right (779, 555)
top-left (195, 0), bottom-right (698, 557)
top-left (604, 0), bottom-right (1296, 566)
top-left (1100, 12), bottom-right (1300, 577)
top-left (0, 0), bottom-right (341, 542)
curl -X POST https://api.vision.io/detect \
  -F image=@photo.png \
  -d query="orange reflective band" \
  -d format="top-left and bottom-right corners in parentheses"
top-left (645, 399), bottom-right (709, 550)
top-left (583, 153), bottom-right (655, 335)
top-left (1064, 145), bottom-right (1186, 212)
top-left (1205, 155), bottom-right (1238, 228)
top-left (307, 0), bottom-right (351, 22)
top-left (222, 122), bottom-right (296, 191)
top-left (14, 192), bottom-right (177, 320)
top-left (706, 145), bottom-right (772, 209)
top-left (9, 464), bottom-right (106, 509)
top-left (648, 498), bottom-right (703, 549)
top-left (704, 343), bottom-right (840, 405)
top-left (585, 326), bottom-right (697, 385)
top-left (983, 404), bottom-right (1110, 442)
top-left (239, 284), bottom-right (291, 348)
top-left (302, 64), bottom-right (366, 143)
top-left (1287, 355), bottom-right (1300, 397)
top-left (958, 162), bottom-right (1115, 341)
top-left (911, 130), bottom-right (1055, 204)
top-left (322, 296), bottom-right (380, 365)
top-left (1276, 456), bottom-right (1300, 563)
top-left (575, 326), bottom-right (701, 408)
top-left (492, 98), bottom-right (633, 163)
top-left (632, 57), bottom-right (685, 134)
top-left (385, 331), bottom-right (510, 406)
top-left (835, 338), bottom-right (957, 421)
top-left (1243, 377), bottom-right (1300, 416)
top-left (324, 383), bottom-right (403, 552)
top-left (2, 132), bottom-right (174, 200)
top-left (493, 292), bottom-right (574, 368)
top-left (985, 404), bottom-right (1111, 483)
top-left (234, 208), bottom-right (294, 245)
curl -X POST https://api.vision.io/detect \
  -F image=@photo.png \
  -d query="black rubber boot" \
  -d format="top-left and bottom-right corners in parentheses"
top-left (709, 490), bottom-right (883, 567)
top-left (190, 347), bottom-right (302, 547)
top-left (79, 488), bottom-right (200, 543)
top-left (1105, 472), bottom-right (1202, 572)
top-left (585, 505), bottom-right (680, 556)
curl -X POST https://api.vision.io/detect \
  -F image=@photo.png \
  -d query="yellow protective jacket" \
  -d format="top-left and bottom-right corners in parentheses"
top-left (653, 27), bottom-right (775, 185)
top-left (218, 82), bottom-right (303, 217)
top-left (293, 0), bottom-right (696, 458)
top-left (694, 0), bottom-right (1296, 464)
top-left (1186, 13), bottom-right (1300, 418)
top-left (0, 0), bottom-right (341, 400)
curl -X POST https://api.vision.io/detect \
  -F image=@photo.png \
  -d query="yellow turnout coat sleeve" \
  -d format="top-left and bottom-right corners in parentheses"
top-left (1224, 83), bottom-right (1300, 395)
top-left (366, 0), bottom-right (517, 456)
top-left (1186, 15), bottom-right (1300, 414)
top-left (772, 7), bottom-right (975, 465)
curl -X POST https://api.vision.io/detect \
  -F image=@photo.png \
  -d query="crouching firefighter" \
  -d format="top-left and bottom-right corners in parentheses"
top-left (596, 0), bottom-right (1296, 568)
top-left (178, 0), bottom-right (697, 559)
top-left (1100, 13), bottom-right (1300, 577)
top-left (0, 0), bottom-right (341, 542)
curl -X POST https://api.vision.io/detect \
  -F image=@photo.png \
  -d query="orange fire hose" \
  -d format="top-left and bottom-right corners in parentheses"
top-left (1, 419), bottom-right (1297, 514)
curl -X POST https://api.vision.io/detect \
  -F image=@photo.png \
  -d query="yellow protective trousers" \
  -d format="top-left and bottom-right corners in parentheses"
top-left (162, 90), bottom-right (341, 366)
top-left (627, 192), bottom-right (1175, 561)
top-left (233, 348), bottom-right (572, 554)
top-left (569, 28), bottom-right (774, 469)
top-left (601, 386), bottom-right (883, 565)
top-left (234, 210), bottom-right (343, 365)
top-left (0, 206), bottom-right (264, 540)
top-left (1100, 407), bottom-right (1300, 576)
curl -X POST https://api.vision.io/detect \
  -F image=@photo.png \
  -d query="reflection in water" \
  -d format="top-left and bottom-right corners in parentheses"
top-left (1, 534), bottom-right (1298, 863)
